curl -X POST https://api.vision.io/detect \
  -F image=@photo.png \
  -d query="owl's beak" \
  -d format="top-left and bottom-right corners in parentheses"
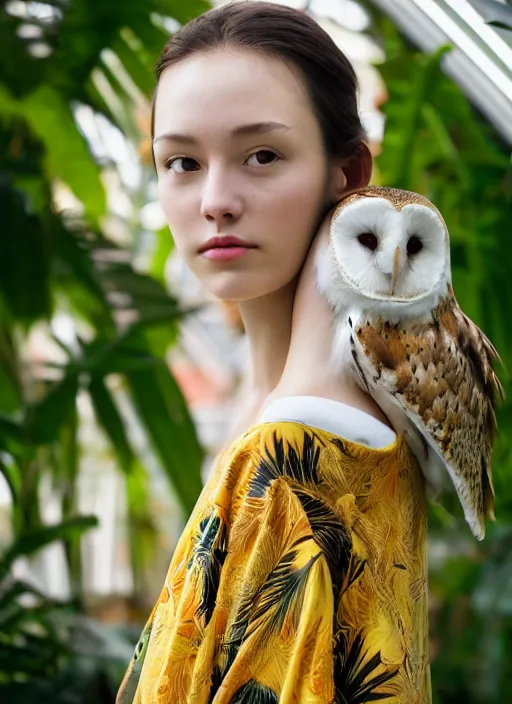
top-left (391, 246), bottom-right (400, 294)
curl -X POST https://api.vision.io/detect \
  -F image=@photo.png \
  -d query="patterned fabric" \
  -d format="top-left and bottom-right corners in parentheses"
top-left (117, 422), bottom-right (431, 703)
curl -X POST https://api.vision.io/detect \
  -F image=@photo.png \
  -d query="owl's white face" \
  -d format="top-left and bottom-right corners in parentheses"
top-left (330, 197), bottom-right (450, 303)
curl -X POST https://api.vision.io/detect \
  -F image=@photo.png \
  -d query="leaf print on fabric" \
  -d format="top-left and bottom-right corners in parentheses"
top-left (219, 592), bottom-right (253, 679)
top-left (330, 437), bottom-right (353, 457)
top-left (340, 556), bottom-right (367, 597)
top-left (246, 538), bottom-right (322, 639)
top-left (189, 510), bottom-right (229, 628)
top-left (229, 678), bottom-right (279, 704)
top-left (116, 422), bottom-right (430, 703)
top-left (219, 536), bottom-right (321, 682)
top-left (292, 486), bottom-right (353, 587)
top-left (208, 663), bottom-right (224, 703)
top-left (333, 629), bottom-right (400, 703)
top-left (248, 431), bottom-right (324, 498)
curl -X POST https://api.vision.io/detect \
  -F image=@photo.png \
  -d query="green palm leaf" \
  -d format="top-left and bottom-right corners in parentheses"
top-left (0, 516), bottom-right (98, 579)
top-left (88, 376), bottom-right (135, 474)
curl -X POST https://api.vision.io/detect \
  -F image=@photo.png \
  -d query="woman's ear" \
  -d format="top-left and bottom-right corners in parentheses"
top-left (330, 142), bottom-right (373, 200)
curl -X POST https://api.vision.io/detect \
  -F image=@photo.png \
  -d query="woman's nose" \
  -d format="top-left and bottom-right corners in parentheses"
top-left (200, 169), bottom-right (243, 226)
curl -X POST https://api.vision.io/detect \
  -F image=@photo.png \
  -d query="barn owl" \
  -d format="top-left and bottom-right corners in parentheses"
top-left (315, 186), bottom-right (503, 540)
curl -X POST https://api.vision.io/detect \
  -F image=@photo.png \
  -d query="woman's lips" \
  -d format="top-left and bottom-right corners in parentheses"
top-left (202, 246), bottom-right (253, 261)
top-left (199, 235), bottom-right (257, 261)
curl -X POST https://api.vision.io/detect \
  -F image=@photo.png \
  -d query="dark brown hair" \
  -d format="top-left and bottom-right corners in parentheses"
top-left (153, 1), bottom-right (367, 159)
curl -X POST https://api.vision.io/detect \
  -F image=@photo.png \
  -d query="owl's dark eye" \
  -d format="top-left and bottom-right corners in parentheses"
top-left (407, 235), bottom-right (423, 255)
top-left (357, 232), bottom-right (378, 251)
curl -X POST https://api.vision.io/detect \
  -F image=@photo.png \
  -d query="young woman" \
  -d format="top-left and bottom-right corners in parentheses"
top-left (117, 3), bottom-right (430, 702)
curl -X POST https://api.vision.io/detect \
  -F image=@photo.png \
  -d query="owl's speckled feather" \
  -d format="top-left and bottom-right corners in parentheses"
top-left (337, 186), bottom-right (445, 217)
top-left (320, 186), bottom-right (503, 540)
top-left (352, 287), bottom-right (502, 539)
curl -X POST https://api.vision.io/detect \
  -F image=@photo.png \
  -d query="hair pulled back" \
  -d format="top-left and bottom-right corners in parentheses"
top-left (153, 1), bottom-right (366, 159)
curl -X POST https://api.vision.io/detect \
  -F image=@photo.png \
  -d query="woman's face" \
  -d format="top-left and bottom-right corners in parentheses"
top-left (153, 47), bottom-right (340, 301)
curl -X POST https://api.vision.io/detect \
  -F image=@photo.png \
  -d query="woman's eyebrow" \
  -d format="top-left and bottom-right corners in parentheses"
top-left (153, 121), bottom-right (291, 145)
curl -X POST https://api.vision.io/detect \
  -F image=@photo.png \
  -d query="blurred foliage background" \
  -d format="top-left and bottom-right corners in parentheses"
top-left (0, 0), bottom-right (511, 702)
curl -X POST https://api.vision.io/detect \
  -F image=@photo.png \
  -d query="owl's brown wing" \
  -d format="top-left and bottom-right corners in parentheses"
top-left (353, 290), bottom-right (503, 540)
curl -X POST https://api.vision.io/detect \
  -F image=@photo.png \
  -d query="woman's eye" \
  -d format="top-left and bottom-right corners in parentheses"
top-left (166, 157), bottom-right (200, 174)
top-left (246, 150), bottom-right (279, 166)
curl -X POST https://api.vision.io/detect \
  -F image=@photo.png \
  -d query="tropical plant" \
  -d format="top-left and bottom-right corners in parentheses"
top-left (0, 0), bottom-right (208, 696)
top-left (0, 515), bottom-right (128, 703)
top-left (0, 516), bottom-right (96, 680)
top-left (1, 0), bottom-right (209, 577)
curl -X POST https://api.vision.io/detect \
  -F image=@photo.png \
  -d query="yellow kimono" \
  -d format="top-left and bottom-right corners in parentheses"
top-left (117, 412), bottom-right (431, 703)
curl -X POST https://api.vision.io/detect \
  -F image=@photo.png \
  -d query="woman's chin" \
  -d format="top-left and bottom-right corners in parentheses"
top-left (204, 277), bottom-right (282, 303)
top-left (208, 285), bottom-right (261, 302)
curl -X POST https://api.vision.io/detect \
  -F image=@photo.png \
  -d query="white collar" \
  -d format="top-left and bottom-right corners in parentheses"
top-left (258, 395), bottom-right (397, 449)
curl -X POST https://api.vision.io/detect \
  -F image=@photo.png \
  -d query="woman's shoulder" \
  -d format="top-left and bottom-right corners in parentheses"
top-left (212, 397), bottom-right (399, 494)
top-left (209, 406), bottom-right (408, 522)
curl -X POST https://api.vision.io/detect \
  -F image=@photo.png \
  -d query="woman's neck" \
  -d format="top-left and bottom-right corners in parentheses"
top-left (275, 250), bottom-right (337, 395)
top-left (268, 231), bottom-right (392, 426)
top-left (237, 276), bottom-right (298, 407)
